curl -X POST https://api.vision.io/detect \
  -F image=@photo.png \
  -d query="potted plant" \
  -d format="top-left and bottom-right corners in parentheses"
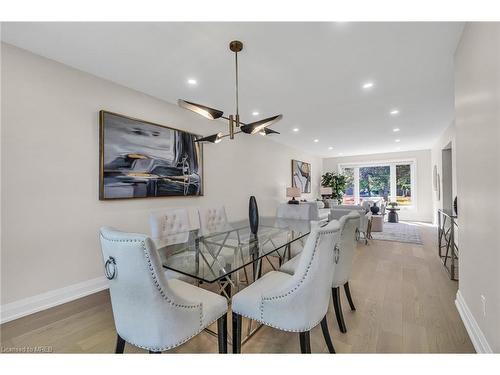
top-left (321, 172), bottom-right (347, 205)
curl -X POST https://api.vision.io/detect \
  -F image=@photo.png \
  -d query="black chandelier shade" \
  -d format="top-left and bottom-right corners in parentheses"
top-left (194, 132), bottom-right (223, 143)
top-left (240, 114), bottom-right (283, 135)
top-left (178, 99), bottom-right (224, 120)
top-left (260, 128), bottom-right (280, 135)
top-left (177, 41), bottom-right (283, 144)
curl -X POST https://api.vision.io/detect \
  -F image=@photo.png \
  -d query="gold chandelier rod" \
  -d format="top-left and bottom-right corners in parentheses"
top-left (179, 40), bottom-right (283, 143)
top-left (235, 48), bottom-right (239, 125)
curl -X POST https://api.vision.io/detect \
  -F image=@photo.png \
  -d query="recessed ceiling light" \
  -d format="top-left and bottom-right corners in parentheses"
top-left (393, 128), bottom-right (400, 132)
top-left (314, 139), bottom-right (319, 143)
top-left (328, 146), bottom-right (333, 150)
top-left (395, 139), bottom-right (401, 143)
top-left (187, 78), bottom-right (197, 85)
top-left (390, 109), bottom-right (400, 116)
top-left (362, 81), bottom-right (374, 90)
top-left (252, 111), bottom-right (259, 116)
top-left (292, 128), bottom-right (299, 132)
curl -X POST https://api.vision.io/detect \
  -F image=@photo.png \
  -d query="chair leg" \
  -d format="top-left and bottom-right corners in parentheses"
top-left (344, 282), bottom-right (356, 311)
top-left (115, 334), bottom-right (125, 353)
top-left (252, 259), bottom-right (263, 281)
top-left (320, 315), bottom-right (336, 353)
top-left (232, 312), bottom-right (242, 354)
top-left (221, 277), bottom-right (232, 299)
top-left (332, 287), bottom-right (347, 333)
top-left (149, 350), bottom-right (161, 354)
top-left (217, 313), bottom-right (228, 354)
top-left (299, 331), bottom-right (311, 353)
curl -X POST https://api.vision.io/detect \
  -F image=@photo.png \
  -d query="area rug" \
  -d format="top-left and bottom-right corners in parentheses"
top-left (371, 222), bottom-right (423, 244)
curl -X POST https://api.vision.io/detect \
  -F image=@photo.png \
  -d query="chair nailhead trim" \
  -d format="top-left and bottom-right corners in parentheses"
top-left (101, 233), bottom-right (225, 352)
top-left (233, 310), bottom-right (325, 333)
top-left (120, 315), bottom-right (223, 352)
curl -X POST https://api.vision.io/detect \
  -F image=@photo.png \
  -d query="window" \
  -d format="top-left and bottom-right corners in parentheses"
top-left (342, 167), bottom-right (355, 204)
top-left (359, 166), bottom-right (390, 199)
top-left (396, 164), bottom-right (412, 206)
top-left (339, 160), bottom-right (415, 207)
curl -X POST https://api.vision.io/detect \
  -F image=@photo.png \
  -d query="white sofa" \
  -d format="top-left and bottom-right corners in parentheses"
top-left (330, 204), bottom-right (366, 220)
top-left (277, 201), bottom-right (329, 222)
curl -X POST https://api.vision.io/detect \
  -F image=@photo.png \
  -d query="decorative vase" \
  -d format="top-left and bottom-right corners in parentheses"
top-left (249, 196), bottom-right (259, 235)
top-left (370, 203), bottom-right (380, 215)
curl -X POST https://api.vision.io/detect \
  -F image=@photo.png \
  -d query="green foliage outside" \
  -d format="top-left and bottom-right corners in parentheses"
top-left (359, 166), bottom-right (390, 198)
top-left (396, 164), bottom-right (411, 195)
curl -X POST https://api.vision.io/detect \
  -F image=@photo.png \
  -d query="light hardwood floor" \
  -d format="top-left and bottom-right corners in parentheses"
top-left (0, 223), bottom-right (474, 353)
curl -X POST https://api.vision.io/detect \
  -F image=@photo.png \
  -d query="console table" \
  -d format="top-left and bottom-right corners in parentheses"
top-left (437, 209), bottom-right (459, 280)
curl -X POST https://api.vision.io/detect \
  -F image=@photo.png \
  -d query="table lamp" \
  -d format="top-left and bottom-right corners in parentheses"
top-left (286, 187), bottom-right (301, 204)
top-left (320, 187), bottom-right (333, 199)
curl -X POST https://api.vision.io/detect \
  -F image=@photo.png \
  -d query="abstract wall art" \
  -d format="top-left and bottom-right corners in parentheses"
top-left (291, 159), bottom-right (311, 193)
top-left (99, 111), bottom-right (203, 200)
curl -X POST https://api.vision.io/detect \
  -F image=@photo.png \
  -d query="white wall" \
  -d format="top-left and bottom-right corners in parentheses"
top-left (0, 44), bottom-right (321, 309)
top-left (323, 150), bottom-right (433, 222)
top-left (454, 23), bottom-right (500, 353)
top-left (430, 122), bottom-right (457, 224)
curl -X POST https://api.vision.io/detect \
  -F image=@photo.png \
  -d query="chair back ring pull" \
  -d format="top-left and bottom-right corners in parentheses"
top-left (105, 256), bottom-right (117, 280)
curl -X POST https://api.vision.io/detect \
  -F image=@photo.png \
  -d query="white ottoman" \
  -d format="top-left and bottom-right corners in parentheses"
top-left (371, 215), bottom-right (384, 232)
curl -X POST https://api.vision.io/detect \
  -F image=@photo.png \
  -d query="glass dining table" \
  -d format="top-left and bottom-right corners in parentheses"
top-left (155, 217), bottom-right (312, 297)
top-left (154, 216), bottom-right (313, 344)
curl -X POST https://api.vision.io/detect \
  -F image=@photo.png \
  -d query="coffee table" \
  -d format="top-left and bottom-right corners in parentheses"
top-left (387, 207), bottom-right (400, 223)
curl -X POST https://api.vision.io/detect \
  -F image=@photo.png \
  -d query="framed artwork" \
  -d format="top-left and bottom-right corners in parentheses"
top-left (99, 110), bottom-right (203, 200)
top-left (291, 159), bottom-right (311, 193)
top-left (433, 165), bottom-right (438, 191)
top-left (436, 173), bottom-right (441, 201)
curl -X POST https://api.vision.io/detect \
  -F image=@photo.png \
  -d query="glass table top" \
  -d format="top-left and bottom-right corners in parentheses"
top-left (155, 217), bottom-right (312, 283)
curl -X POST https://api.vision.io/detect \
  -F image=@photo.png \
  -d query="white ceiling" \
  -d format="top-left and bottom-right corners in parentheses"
top-left (1, 22), bottom-right (464, 157)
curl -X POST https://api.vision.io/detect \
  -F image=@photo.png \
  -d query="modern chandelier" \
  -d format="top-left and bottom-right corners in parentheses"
top-left (178, 40), bottom-right (283, 143)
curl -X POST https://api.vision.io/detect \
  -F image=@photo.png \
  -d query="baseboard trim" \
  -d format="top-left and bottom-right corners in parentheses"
top-left (455, 290), bottom-right (493, 353)
top-left (1, 276), bottom-right (109, 324)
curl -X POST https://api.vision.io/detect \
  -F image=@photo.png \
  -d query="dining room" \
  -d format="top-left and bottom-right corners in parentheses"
top-left (0, 25), bottom-right (474, 354)
top-left (2, 6), bottom-right (500, 374)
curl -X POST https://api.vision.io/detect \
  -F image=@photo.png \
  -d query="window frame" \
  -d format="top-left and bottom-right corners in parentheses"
top-left (337, 158), bottom-right (417, 209)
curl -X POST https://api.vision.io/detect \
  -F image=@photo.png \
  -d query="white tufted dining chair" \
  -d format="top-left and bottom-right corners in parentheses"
top-left (149, 208), bottom-right (196, 282)
top-left (198, 206), bottom-right (232, 236)
top-left (280, 211), bottom-right (360, 333)
top-left (149, 208), bottom-right (191, 247)
top-left (99, 227), bottom-right (228, 354)
top-left (231, 220), bottom-right (341, 353)
top-left (197, 206), bottom-right (237, 259)
top-left (197, 206), bottom-right (242, 296)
